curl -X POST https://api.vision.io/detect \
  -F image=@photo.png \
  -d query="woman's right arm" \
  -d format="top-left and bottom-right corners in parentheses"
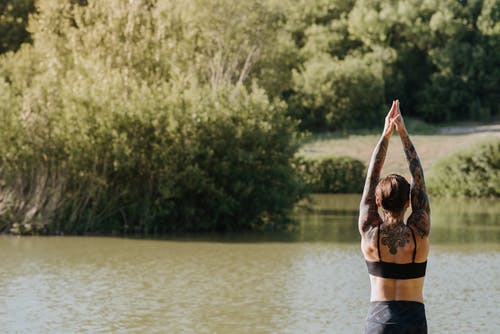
top-left (395, 103), bottom-right (430, 237)
top-left (358, 101), bottom-right (398, 235)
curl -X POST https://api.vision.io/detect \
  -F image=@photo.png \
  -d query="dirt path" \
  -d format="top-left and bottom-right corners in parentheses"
top-left (438, 124), bottom-right (500, 135)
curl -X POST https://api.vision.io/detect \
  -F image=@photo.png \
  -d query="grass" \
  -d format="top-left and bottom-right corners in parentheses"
top-left (298, 127), bottom-right (500, 180)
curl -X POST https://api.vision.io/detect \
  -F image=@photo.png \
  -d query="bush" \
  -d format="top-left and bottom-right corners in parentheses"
top-left (296, 157), bottom-right (365, 193)
top-left (0, 0), bottom-right (306, 234)
top-left (0, 82), bottom-right (306, 234)
top-left (428, 140), bottom-right (500, 197)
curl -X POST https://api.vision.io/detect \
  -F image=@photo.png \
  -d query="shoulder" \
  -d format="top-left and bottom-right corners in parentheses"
top-left (360, 223), bottom-right (379, 259)
top-left (359, 210), bottom-right (382, 237)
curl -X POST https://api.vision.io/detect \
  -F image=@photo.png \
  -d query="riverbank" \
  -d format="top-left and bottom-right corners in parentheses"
top-left (298, 124), bottom-right (500, 178)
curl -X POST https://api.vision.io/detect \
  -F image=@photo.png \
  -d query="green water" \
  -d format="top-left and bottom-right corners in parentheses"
top-left (293, 194), bottom-right (500, 244)
top-left (0, 195), bottom-right (498, 333)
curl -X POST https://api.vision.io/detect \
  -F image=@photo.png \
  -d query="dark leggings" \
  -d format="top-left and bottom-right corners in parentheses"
top-left (365, 301), bottom-right (427, 334)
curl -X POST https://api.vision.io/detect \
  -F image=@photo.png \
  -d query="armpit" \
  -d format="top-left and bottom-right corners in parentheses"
top-left (359, 210), bottom-right (383, 233)
top-left (407, 210), bottom-right (430, 237)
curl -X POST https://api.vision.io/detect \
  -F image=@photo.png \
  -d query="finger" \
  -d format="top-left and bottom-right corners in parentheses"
top-left (389, 114), bottom-right (400, 125)
top-left (386, 102), bottom-right (394, 117)
top-left (386, 102), bottom-right (396, 120)
top-left (392, 100), bottom-right (399, 117)
top-left (389, 117), bottom-right (398, 126)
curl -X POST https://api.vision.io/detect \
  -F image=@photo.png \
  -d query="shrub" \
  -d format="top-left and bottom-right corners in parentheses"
top-left (0, 0), bottom-right (306, 234)
top-left (0, 82), bottom-right (306, 234)
top-left (296, 157), bottom-right (365, 193)
top-left (428, 140), bottom-right (500, 197)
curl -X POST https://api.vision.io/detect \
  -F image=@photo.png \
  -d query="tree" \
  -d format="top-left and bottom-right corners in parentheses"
top-left (275, 0), bottom-right (386, 131)
top-left (419, 0), bottom-right (500, 122)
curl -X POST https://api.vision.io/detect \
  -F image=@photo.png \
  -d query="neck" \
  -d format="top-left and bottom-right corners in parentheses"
top-left (383, 211), bottom-right (405, 225)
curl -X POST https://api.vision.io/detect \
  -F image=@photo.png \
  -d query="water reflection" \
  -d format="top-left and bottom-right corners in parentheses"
top-left (111, 195), bottom-right (499, 244)
top-left (293, 194), bottom-right (500, 244)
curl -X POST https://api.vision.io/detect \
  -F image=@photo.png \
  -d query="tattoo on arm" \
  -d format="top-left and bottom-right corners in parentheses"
top-left (359, 136), bottom-right (389, 233)
top-left (401, 134), bottom-right (430, 237)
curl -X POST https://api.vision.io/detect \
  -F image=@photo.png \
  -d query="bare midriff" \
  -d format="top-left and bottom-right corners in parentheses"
top-left (369, 275), bottom-right (425, 302)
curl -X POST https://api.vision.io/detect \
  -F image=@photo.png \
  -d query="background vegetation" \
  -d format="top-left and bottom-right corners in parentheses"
top-left (297, 157), bottom-right (365, 193)
top-left (0, 0), bottom-right (305, 234)
top-left (0, 0), bottom-right (498, 234)
top-left (428, 140), bottom-right (500, 197)
top-left (2, 0), bottom-right (499, 130)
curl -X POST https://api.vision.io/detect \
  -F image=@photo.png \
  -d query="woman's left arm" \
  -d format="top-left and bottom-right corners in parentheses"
top-left (358, 101), bottom-right (398, 234)
top-left (394, 103), bottom-right (430, 237)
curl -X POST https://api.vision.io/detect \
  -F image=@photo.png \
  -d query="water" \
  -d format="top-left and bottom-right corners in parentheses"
top-left (0, 195), bottom-right (499, 333)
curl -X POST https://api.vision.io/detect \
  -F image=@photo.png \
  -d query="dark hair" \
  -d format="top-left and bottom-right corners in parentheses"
top-left (375, 174), bottom-right (410, 213)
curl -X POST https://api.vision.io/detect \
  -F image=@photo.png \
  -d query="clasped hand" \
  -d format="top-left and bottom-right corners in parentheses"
top-left (383, 100), bottom-right (406, 137)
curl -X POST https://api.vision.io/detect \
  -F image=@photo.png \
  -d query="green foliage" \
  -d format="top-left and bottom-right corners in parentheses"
top-left (296, 157), bottom-right (365, 193)
top-left (282, 0), bottom-right (500, 128)
top-left (428, 140), bottom-right (500, 197)
top-left (1, 0), bottom-right (499, 234)
top-left (3, 0), bottom-right (500, 131)
top-left (290, 53), bottom-right (385, 131)
top-left (0, 0), bottom-right (305, 234)
top-left (282, 0), bottom-right (387, 131)
top-left (418, 0), bottom-right (500, 122)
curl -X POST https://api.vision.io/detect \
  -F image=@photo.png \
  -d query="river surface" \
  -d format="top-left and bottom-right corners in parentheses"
top-left (0, 195), bottom-right (499, 333)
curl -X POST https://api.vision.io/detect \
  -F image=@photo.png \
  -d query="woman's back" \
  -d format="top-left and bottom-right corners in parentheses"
top-left (362, 222), bottom-right (429, 302)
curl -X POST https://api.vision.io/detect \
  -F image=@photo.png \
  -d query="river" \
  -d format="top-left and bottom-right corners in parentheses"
top-left (0, 195), bottom-right (499, 333)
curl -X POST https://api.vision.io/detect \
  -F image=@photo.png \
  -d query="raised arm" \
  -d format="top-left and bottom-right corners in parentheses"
top-left (358, 101), bottom-right (398, 234)
top-left (394, 102), bottom-right (430, 237)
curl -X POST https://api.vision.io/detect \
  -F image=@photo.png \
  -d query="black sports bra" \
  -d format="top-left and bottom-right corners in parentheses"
top-left (366, 225), bottom-right (427, 279)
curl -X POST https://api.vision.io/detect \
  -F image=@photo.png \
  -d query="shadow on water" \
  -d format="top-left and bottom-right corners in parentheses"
top-left (130, 194), bottom-right (500, 244)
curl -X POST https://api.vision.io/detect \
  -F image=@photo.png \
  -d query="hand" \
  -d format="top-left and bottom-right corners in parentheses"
top-left (393, 100), bottom-right (407, 135)
top-left (382, 100), bottom-right (399, 137)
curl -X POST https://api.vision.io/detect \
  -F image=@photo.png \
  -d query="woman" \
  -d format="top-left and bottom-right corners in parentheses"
top-left (358, 100), bottom-right (430, 333)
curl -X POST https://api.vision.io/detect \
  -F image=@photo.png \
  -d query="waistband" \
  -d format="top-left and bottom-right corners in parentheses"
top-left (369, 300), bottom-right (424, 306)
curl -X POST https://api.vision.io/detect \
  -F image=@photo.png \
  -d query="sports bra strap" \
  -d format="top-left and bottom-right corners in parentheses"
top-left (410, 227), bottom-right (417, 263)
top-left (377, 225), bottom-right (382, 261)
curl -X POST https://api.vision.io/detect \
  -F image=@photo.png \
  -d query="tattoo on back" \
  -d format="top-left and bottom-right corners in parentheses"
top-left (380, 225), bottom-right (410, 255)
